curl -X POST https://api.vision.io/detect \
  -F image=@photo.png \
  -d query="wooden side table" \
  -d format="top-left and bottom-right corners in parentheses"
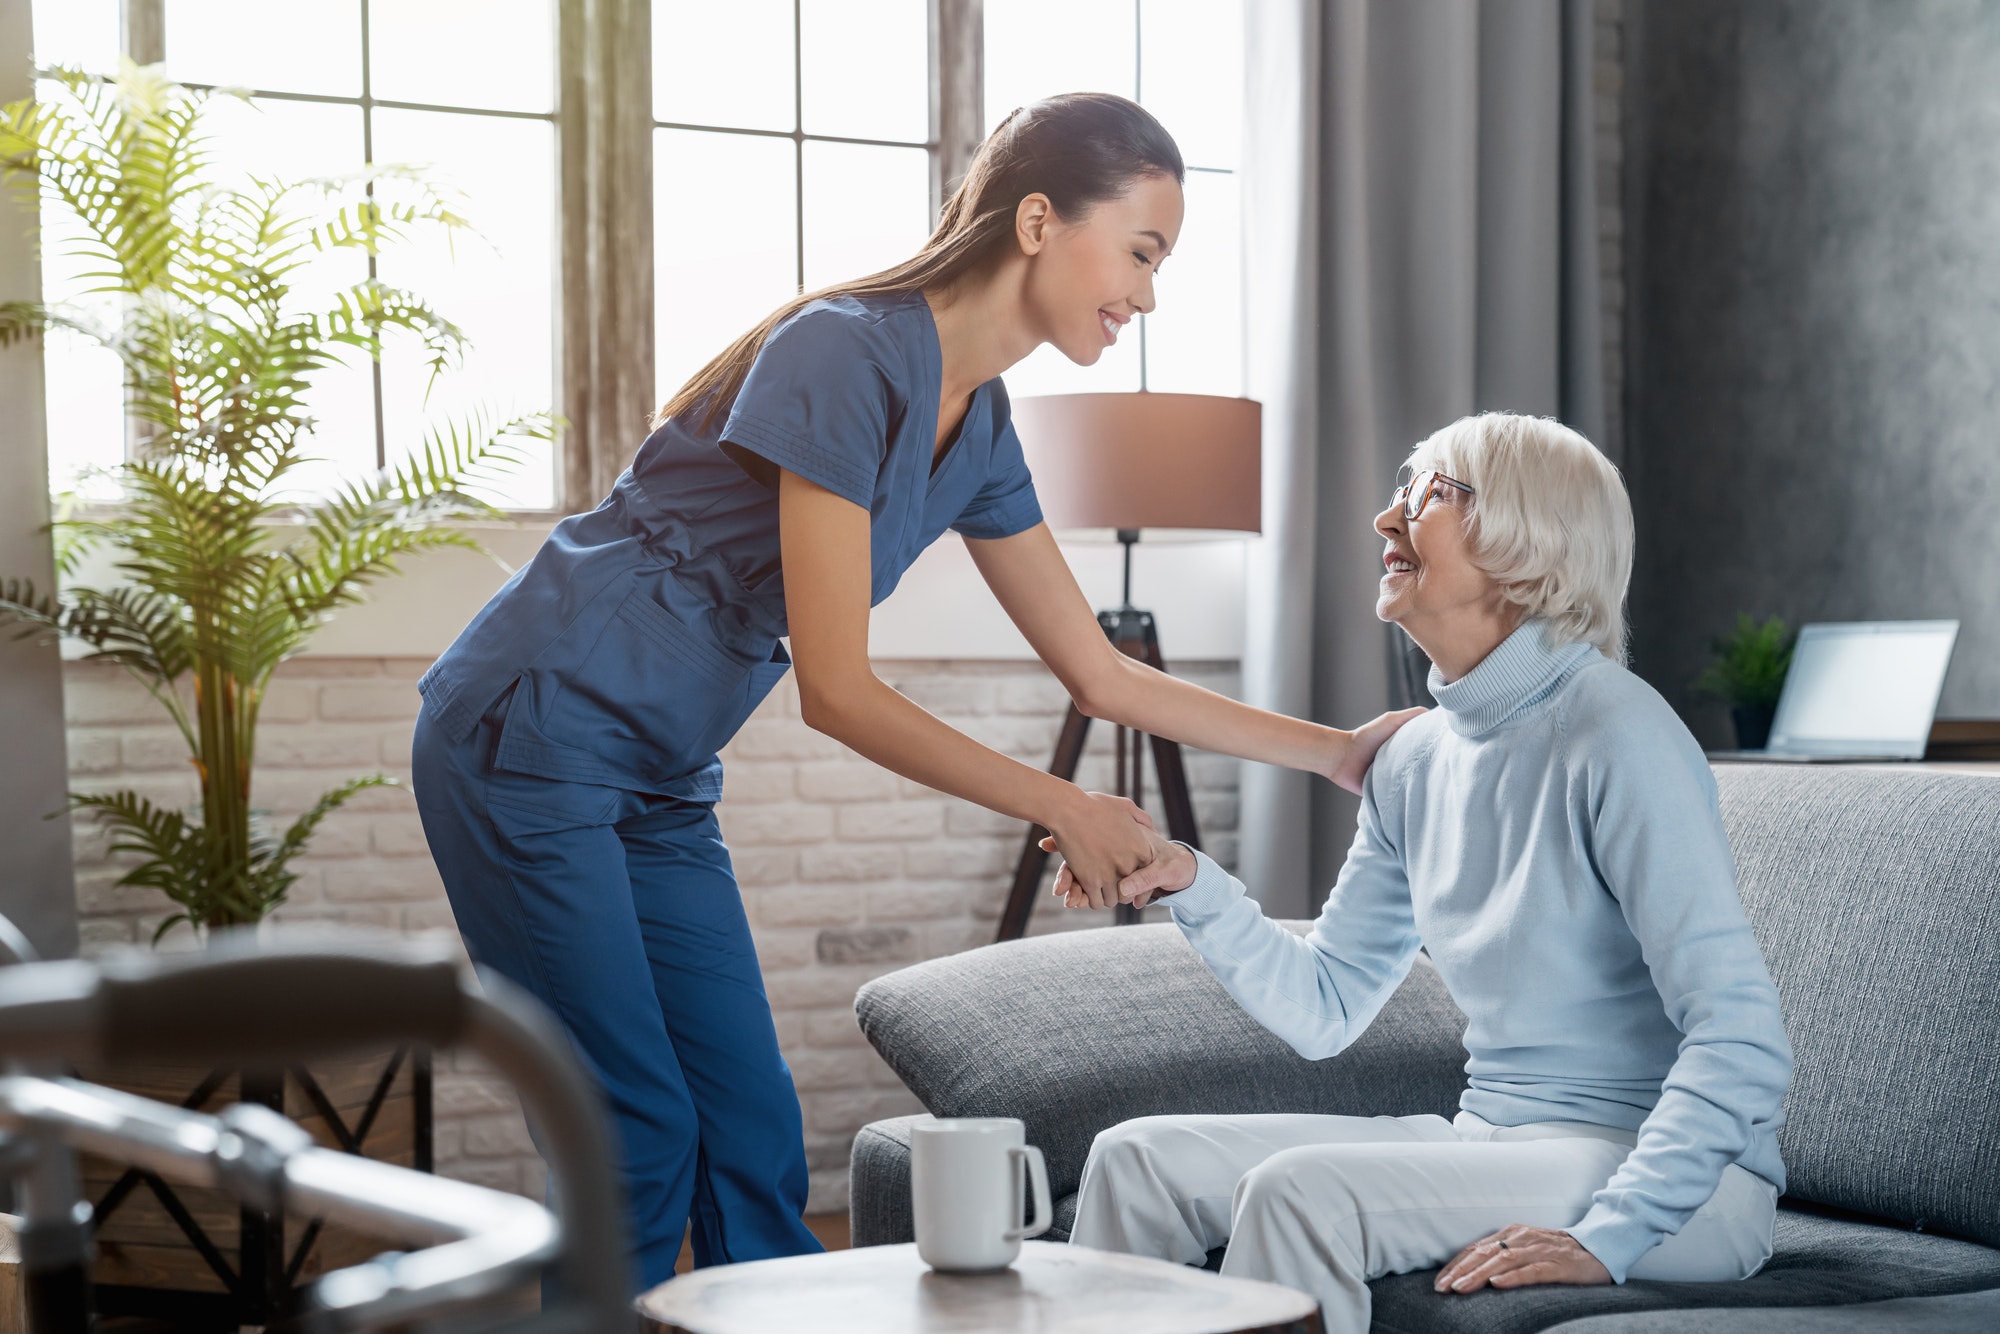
top-left (638, 1241), bottom-right (1323, 1334)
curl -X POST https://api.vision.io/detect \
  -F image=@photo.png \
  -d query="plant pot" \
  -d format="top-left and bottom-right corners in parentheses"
top-left (72, 1046), bottom-right (432, 1329)
top-left (1732, 703), bottom-right (1778, 751)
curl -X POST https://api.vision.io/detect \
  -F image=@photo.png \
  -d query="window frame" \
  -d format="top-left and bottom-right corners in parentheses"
top-left (462, 0), bottom-right (985, 511)
top-left (66, 0), bottom-right (564, 488)
top-left (49, 0), bottom-right (1239, 516)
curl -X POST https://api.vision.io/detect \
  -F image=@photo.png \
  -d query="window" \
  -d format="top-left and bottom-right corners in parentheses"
top-left (27, 0), bottom-right (1245, 513)
top-left (24, 3), bottom-right (122, 502)
top-left (651, 0), bottom-right (933, 410)
top-left (28, 0), bottom-right (560, 509)
top-left (984, 0), bottom-right (1245, 400)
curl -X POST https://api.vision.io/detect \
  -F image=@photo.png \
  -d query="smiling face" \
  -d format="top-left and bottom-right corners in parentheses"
top-left (1373, 476), bottom-right (1515, 669)
top-left (1015, 172), bottom-right (1185, 365)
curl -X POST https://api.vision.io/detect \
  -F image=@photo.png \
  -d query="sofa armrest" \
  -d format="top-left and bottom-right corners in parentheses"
top-left (855, 923), bottom-right (1467, 1203)
top-left (849, 1114), bottom-right (926, 1247)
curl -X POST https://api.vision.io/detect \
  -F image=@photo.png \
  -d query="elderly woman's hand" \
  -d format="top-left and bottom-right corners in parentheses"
top-left (1042, 825), bottom-right (1194, 910)
top-left (1038, 794), bottom-right (1156, 909)
top-left (1433, 1225), bottom-right (1612, 1295)
top-left (1329, 707), bottom-right (1429, 794)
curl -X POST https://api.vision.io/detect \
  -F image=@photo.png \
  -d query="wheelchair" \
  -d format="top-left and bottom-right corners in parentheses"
top-left (0, 915), bottom-right (633, 1332)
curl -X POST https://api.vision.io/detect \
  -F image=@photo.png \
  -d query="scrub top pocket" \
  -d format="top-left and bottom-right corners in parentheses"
top-left (612, 587), bottom-right (754, 694)
top-left (496, 585), bottom-right (760, 794)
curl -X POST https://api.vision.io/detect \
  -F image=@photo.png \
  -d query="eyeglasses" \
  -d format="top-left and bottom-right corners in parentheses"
top-left (1390, 467), bottom-right (1476, 521)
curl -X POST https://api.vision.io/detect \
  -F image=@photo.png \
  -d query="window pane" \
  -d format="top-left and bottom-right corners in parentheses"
top-left (163, 1), bottom-right (363, 97)
top-left (983, 0), bottom-right (1134, 131)
top-left (1141, 170), bottom-right (1241, 396)
top-left (39, 317), bottom-right (125, 501)
top-left (800, 0), bottom-right (927, 143)
top-left (655, 129), bottom-right (798, 412)
top-left (801, 141), bottom-right (929, 291)
top-left (372, 111), bottom-right (558, 510)
top-left (653, 0), bottom-right (795, 131)
top-left (196, 95), bottom-right (372, 331)
top-left (29, 0), bottom-right (118, 73)
top-left (371, 0), bottom-right (557, 114)
top-left (197, 94), bottom-right (367, 209)
top-left (35, 79), bottom-right (124, 500)
top-left (197, 95), bottom-right (376, 497)
top-left (1139, 0), bottom-right (1242, 170)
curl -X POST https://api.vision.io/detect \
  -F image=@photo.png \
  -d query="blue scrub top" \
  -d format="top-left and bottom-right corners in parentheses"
top-left (417, 289), bottom-right (1044, 802)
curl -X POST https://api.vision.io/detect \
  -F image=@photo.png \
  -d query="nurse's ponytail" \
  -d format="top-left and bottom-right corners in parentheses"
top-left (652, 92), bottom-right (1184, 432)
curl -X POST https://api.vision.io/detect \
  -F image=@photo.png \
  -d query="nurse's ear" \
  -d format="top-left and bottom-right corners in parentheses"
top-left (1013, 192), bottom-right (1057, 256)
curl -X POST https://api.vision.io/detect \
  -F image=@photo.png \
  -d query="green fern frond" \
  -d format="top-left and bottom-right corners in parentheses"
top-left (271, 774), bottom-right (393, 869)
top-left (69, 790), bottom-right (216, 931)
top-left (6, 62), bottom-right (543, 934)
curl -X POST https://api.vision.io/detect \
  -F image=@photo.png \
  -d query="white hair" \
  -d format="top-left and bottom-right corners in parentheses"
top-left (1405, 412), bottom-right (1634, 663)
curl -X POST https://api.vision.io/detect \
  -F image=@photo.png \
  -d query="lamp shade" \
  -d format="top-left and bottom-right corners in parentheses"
top-left (1010, 392), bottom-right (1262, 537)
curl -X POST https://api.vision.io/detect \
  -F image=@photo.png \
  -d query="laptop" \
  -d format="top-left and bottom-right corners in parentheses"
top-left (1706, 620), bottom-right (1960, 763)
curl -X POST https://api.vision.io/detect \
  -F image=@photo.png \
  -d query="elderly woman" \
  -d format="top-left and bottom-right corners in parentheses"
top-left (1057, 413), bottom-right (1793, 1331)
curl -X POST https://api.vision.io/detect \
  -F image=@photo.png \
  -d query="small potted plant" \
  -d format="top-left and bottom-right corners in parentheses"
top-left (0, 62), bottom-right (554, 1325)
top-left (1693, 613), bottom-right (1796, 750)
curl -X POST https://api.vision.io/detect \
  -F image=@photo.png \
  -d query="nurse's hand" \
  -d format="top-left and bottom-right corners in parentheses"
top-left (1327, 707), bottom-right (1428, 794)
top-left (1045, 826), bottom-right (1195, 911)
top-left (1041, 792), bottom-right (1156, 909)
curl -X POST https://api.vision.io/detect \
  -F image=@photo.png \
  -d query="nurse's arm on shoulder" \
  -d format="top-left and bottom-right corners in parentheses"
top-left (964, 521), bottom-right (1423, 792)
top-left (780, 469), bottom-right (1155, 902)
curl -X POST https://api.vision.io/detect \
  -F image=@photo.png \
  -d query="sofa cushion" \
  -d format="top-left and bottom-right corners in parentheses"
top-left (1365, 1206), bottom-right (2000, 1334)
top-left (1539, 1287), bottom-right (2000, 1334)
top-left (849, 1114), bottom-right (924, 1248)
top-left (1715, 767), bottom-right (2000, 1247)
top-left (854, 922), bottom-right (1468, 1200)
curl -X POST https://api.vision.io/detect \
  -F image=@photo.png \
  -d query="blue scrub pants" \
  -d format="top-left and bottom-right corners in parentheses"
top-left (410, 703), bottom-right (822, 1291)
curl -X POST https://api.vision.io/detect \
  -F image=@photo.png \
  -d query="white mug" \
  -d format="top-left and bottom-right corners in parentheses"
top-left (910, 1116), bottom-right (1052, 1272)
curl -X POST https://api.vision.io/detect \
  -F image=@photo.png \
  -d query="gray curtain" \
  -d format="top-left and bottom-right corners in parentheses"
top-left (0, 0), bottom-right (81, 958)
top-left (1239, 0), bottom-right (1603, 916)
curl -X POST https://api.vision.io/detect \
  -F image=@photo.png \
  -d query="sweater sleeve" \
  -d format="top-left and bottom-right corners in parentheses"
top-left (1564, 711), bottom-right (1794, 1282)
top-left (1167, 763), bottom-right (1424, 1061)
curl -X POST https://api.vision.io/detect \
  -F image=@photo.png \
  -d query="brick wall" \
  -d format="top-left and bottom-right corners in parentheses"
top-left (62, 655), bottom-right (1242, 1212)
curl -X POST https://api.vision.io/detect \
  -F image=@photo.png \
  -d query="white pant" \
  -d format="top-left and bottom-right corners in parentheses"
top-left (1068, 1111), bottom-right (1778, 1333)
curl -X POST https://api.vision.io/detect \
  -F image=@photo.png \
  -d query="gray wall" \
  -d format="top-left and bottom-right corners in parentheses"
top-left (0, 0), bottom-right (79, 957)
top-left (1624, 0), bottom-right (2000, 743)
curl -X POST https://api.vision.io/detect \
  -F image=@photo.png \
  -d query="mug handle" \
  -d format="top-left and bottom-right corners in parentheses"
top-left (1005, 1144), bottom-right (1053, 1241)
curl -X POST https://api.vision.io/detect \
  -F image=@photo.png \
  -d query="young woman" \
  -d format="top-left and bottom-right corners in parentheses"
top-left (411, 93), bottom-right (1420, 1291)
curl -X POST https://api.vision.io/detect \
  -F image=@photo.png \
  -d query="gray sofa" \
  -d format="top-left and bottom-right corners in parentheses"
top-left (849, 765), bottom-right (2000, 1332)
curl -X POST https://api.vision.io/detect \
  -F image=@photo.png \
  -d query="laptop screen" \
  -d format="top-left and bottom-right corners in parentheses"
top-left (1768, 621), bottom-right (1960, 758)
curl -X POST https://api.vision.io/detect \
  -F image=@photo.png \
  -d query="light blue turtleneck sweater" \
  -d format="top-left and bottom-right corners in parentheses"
top-left (1166, 620), bottom-right (1792, 1282)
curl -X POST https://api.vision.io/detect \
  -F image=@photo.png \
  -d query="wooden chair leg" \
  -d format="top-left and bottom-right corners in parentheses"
top-left (994, 705), bottom-right (1092, 943)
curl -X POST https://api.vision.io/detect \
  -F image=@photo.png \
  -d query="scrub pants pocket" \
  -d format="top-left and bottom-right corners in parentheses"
top-left (411, 704), bottom-right (822, 1293)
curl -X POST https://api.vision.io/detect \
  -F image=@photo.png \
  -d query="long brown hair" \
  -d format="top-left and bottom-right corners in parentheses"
top-left (651, 92), bottom-right (1185, 433)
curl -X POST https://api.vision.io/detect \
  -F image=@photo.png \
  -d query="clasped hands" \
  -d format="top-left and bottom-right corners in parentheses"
top-left (1040, 708), bottom-right (1431, 910)
top-left (1039, 792), bottom-right (1196, 911)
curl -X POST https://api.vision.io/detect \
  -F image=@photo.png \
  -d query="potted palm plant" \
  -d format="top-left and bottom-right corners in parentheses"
top-left (0, 62), bottom-right (555, 1325)
top-left (1693, 613), bottom-right (1797, 750)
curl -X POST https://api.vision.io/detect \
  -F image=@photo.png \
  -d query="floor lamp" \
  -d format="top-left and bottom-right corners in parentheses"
top-left (993, 392), bottom-right (1262, 942)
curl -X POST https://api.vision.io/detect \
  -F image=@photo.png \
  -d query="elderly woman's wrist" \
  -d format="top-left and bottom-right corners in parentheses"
top-left (1157, 841), bottom-right (1206, 897)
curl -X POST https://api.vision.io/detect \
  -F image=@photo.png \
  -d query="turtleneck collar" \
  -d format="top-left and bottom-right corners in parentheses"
top-left (1427, 620), bottom-right (1599, 737)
